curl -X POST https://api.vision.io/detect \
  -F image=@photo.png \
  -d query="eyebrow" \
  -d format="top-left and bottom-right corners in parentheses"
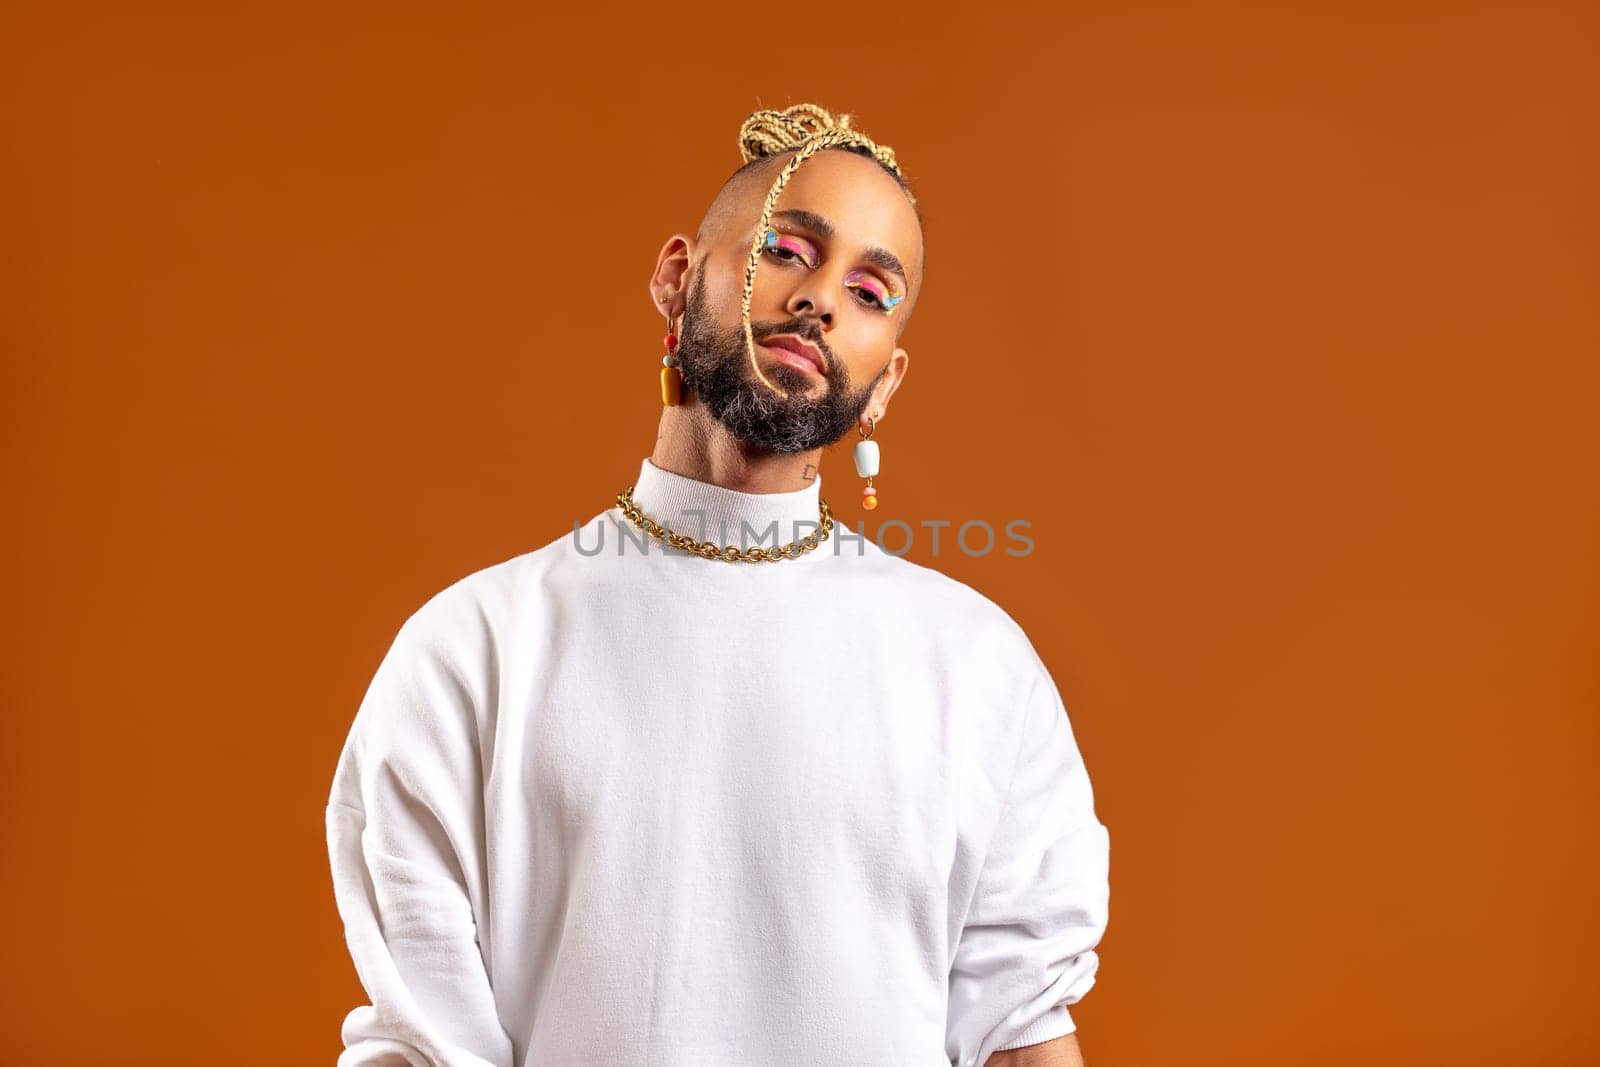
top-left (771, 209), bottom-right (909, 289)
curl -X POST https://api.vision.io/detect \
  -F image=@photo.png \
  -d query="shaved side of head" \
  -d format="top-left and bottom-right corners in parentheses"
top-left (694, 155), bottom-right (785, 243)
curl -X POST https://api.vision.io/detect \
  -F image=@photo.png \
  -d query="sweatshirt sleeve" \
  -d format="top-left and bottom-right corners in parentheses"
top-left (945, 669), bottom-right (1112, 1067)
top-left (325, 609), bottom-right (515, 1067)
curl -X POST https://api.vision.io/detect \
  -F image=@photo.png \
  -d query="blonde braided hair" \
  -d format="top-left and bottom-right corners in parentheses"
top-left (738, 104), bottom-right (903, 178)
top-left (733, 104), bottom-right (910, 399)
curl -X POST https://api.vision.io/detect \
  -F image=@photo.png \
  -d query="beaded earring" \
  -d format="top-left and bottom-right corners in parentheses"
top-left (660, 297), bottom-right (683, 407)
top-left (855, 410), bottom-right (881, 509)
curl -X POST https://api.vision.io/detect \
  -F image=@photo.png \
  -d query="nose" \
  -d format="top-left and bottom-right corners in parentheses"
top-left (786, 286), bottom-right (834, 329)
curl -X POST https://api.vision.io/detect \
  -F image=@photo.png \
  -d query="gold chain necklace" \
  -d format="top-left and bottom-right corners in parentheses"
top-left (615, 484), bottom-right (834, 563)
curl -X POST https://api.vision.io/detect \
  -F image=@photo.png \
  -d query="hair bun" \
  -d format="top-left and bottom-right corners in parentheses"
top-left (737, 103), bottom-right (900, 176)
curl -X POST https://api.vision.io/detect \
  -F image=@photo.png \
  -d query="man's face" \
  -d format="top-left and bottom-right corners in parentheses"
top-left (672, 149), bottom-right (923, 454)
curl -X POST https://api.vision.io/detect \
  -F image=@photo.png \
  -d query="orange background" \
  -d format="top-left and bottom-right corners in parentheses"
top-left (3, 4), bottom-right (1596, 1064)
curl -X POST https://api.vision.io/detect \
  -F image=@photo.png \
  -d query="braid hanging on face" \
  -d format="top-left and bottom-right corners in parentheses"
top-left (734, 104), bottom-right (909, 399)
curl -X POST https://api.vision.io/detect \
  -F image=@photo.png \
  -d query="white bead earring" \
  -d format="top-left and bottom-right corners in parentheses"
top-left (854, 410), bottom-right (881, 510)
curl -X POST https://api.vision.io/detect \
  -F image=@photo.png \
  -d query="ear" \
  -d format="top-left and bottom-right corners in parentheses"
top-left (863, 347), bottom-right (910, 428)
top-left (649, 233), bottom-right (696, 321)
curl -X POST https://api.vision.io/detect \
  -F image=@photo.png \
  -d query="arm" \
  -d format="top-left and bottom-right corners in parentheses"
top-left (945, 669), bottom-right (1111, 1067)
top-left (987, 1031), bottom-right (1086, 1067)
top-left (325, 611), bottom-right (514, 1067)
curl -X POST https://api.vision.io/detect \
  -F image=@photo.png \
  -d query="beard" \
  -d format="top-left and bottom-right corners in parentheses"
top-left (674, 272), bottom-right (883, 454)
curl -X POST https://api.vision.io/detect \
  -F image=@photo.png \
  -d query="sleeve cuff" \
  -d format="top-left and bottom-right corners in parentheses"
top-left (994, 1003), bottom-right (1076, 1051)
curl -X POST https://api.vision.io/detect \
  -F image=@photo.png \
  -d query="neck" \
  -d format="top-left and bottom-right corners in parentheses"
top-left (651, 398), bottom-right (822, 493)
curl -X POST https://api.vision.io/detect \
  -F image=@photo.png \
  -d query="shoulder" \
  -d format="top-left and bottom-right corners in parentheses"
top-left (351, 538), bottom-right (565, 731)
top-left (396, 526), bottom-right (578, 643)
top-left (851, 546), bottom-right (1049, 678)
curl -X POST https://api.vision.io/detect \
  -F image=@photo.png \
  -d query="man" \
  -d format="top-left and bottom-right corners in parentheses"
top-left (325, 105), bottom-right (1111, 1067)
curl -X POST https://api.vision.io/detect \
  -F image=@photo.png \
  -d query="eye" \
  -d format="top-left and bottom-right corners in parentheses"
top-left (761, 230), bottom-right (817, 268)
top-left (845, 270), bottom-right (900, 314)
top-left (849, 284), bottom-right (884, 309)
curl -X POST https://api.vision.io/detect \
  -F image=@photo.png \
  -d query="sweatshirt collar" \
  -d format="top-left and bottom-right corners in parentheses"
top-left (624, 457), bottom-right (826, 550)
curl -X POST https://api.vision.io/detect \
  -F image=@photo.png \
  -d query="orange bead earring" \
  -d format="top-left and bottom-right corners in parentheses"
top-left (660, 297), bottom-right (683, 407)
top-left (855, 410), bottom-right (881, 509)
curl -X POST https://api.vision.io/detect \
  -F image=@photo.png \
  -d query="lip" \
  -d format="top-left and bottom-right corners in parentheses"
top-left (758, 333), bottom-right (827, 376)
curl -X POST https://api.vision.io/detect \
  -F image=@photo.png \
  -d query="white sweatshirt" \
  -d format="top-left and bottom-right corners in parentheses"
top-left (325, 457), bottom-right (1110, 1067)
